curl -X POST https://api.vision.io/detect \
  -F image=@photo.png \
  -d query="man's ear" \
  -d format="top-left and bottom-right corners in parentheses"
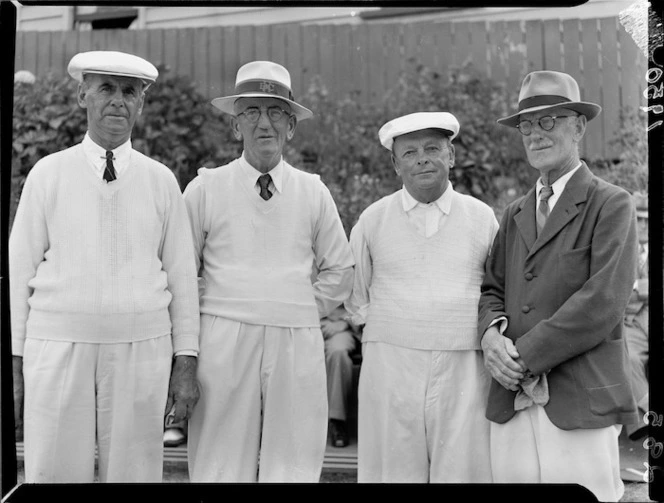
top-left (77, 83), bottom-right (87, 109)
top-left (573, 114), bottom-right (587, 143)
top-left (286, 114), bottom-right (297, 141)
top-left (448, 143), bottom-right (456, 168)
top-left (231, 117), bottom-right (242, 141)
top-left (391, 154), bottom-right (400, 176)
top-left (137, 92), bottom-right (145, 116)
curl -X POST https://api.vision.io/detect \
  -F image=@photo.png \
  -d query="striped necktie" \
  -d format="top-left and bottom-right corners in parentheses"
top-left (104, 150), bottom-right (117, 182)
top-left (536, 185), bottom-right (554, 236)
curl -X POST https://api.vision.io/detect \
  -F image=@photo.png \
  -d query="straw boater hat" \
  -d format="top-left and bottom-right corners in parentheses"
top-left (67, 51), bottom-right (159, 88)
top-left (378, 112), bottom-right (460, 151)
top-left (633, 192), bottom-right (648, 219)
top-left (497, 70), bottom-right (602, 128)
top-left (211, 60), bottom-right (313, 121)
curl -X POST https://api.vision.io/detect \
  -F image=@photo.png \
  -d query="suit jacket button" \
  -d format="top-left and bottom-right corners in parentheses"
top-left (525, 272), bottom-right (533, 280)
top-left (522, 305), bottom-right (530, 313)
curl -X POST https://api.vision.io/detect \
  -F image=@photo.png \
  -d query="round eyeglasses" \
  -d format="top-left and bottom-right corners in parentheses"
top-left (238, 106), bottom-right (292, 123)
top-left (516, 115), bottom-right (578, 136)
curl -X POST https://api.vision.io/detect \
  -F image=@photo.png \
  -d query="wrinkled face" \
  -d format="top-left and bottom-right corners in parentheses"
top-left (232, 97), bottom-right (297, 172)
top-left (391, 128), bottom-right (455, 203)
top-left (519, 106), bottom-right (586, 175)
top-left (78, 73), bottom-right (145, 149)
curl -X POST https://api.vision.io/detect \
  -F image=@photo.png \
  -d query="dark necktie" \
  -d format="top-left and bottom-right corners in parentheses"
top-left (258, 173), bottom-right (273, 201)
top-left (104, 150), bottom-right (117, 183)
top-left (536, 185), bottom-right (554, 236)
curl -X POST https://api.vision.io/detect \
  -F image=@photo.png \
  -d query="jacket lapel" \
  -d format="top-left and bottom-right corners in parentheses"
top-left (514, 186), bottom-right (538, 252)
top-left (528, 163), bottom-right (592, 257)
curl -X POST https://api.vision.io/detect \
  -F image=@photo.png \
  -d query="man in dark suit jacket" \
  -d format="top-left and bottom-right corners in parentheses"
top-left (478, 70), bottom-right (639, 502)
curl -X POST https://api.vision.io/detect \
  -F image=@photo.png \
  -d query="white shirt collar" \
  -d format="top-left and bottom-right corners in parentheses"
top-left (239, 152), bottom-right (284, 193)
top-left (401, 184), bottom-right (453, 214)
top-left (82, 132), bottom-right (132, 178)
top-left (536, 162), bottom-right (582, 200)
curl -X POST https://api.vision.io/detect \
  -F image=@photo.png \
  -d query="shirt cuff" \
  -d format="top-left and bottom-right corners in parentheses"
top-left (174, 350), bottom-right (199, 357)
top-left (488, 317), bottom-right (508, 335)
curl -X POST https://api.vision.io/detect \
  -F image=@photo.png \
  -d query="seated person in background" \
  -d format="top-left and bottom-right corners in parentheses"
top-left (321, 305), bottom-right (361, 448)
top-left (624, 192), bottom-right (649, 441)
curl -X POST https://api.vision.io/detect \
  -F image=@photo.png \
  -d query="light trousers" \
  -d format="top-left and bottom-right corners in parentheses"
top-left (22, 336), bottom-right (172, 483)
top-left (490, 404), bottom-right (624, 502)
top-left (187, 314), bottom-right (328, 482)
top-left (358, 341), bottom-right (492, 483)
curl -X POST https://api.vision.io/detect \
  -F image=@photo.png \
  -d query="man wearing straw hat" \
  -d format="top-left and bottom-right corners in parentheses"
top-left (478, 70), bottom-right (639, 501)
top-left (346, 111), bottom-right (498, 483)
top-left (183, 60), bottom-right (354, 482)
top-left (9, 51), bottom-right (200, 482)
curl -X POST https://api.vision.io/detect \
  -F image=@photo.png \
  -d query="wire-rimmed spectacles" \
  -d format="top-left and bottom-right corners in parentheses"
top-left (238, 106), bottom-right (292, 123)
top-left (516, 114), bottom-right (578, 136)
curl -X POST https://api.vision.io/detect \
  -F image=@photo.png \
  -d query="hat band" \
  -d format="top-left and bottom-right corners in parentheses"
top-left (518, 95), bottom-right (571, 112)
top-left (235, 79), bottom-right (294, 101)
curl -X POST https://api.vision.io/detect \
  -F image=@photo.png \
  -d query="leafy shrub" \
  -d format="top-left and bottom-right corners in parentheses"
top-left (11, 61), bottom-right (648, 234)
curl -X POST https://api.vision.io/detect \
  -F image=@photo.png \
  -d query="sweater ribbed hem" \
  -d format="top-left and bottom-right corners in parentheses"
top-left (363, 320), bottom-right (482, 351)
top-left (25, 309), bottom-right (173, 343)
top-left (200, 298), bottom-right (321, 328)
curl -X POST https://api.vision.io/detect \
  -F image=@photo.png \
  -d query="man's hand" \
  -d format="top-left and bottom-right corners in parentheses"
top-left (13, 356), bottom-right (24, 441)
top-left (480, 326), bottom-right (526, 392)
top-left (320, 319), bottom-right (348, 339)
top-left (165, 355), bottom-right (200, 426)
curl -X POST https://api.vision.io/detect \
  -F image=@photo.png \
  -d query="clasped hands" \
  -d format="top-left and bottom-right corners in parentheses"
top-left (481, 325), bottom-right (531, 391)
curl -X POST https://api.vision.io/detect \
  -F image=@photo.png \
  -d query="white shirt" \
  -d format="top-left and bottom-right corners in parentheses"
top-left (239, 151), bottom-right (284, 196)
top-left (535, 162), bottom-right (582, 214)
top-left (401, 185), bottom-right (452, 238)
top-left (82, 133), bottom-right (132, 180)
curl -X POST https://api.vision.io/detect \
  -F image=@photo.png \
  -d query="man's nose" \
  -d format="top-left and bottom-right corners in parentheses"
top-left (256, 109), bottom-right (272, 127)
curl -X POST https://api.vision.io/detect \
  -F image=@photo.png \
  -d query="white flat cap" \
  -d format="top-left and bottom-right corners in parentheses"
top-left (68, 51), bottom-right (158, 85)
top-left (378, 112), bottom-right (460, 151)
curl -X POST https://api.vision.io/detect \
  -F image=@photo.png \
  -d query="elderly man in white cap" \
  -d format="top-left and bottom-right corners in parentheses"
top-left (10, 51), bottom-right (200, 483)
top-left (183, 60), bottom-right (353, 482)
top-left (345, 112), bottom-right (498, 482)
top-left (478, 70), bottom-right (638, 501)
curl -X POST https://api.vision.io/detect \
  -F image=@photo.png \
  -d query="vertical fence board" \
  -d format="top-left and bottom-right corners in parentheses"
top-left (134, 28), bottom-right (148, 61)
top-left (451, 22), bottom-right (471, 70)
top-left (367, 24), bottom-right (387, 103)
top-left (506, 20), bottom-right (527, 89)
top-left (381, 23), bottom-right (401, 96)
top-left (270, 24), bottom-right (287, 67)
top-left (561, 19), bottom-right (586, 153)
top-left (618, 22), bottom-right (646, 112)
top-left (162, 29), bottom-right (179, 75)
top-left (237, 25), bottom-right (255, 67)
top-left (207, 27), bottom-right (223, 97)
top-left (435, 22), bottom-right (453, 76)
top-left (543, 19), bottom-right (563, 71)
top-left (470, 20), bottom-right (489, 78)
top-left (419, 21), bottom-right (437, 73)
top-left (525, 20), bottom-right (544, 72)
top-left (333, 23), bottom-right (352, 99)
top-left (401, 22), bottom-right (420, 68)
top-left (178, 28), bottom-right (194, 80)
top-left (254, 24), bottom-right (270, 61)
top-left (148, 29), bottom-right (164, 69)
top-left (50, 32), bottom-right (68, 76)
top-left (192, 27), bottom-right (208, 93)
top-left (581, 18), bottom-right (603, 158)
top-left (284, 25), bottom-right (303, 98)
top-left (36, 32), bottom-right (52, 77)
top-left (222, 26), bottom-right (238, 96)
top-left (349, 25), bottom-right (368, 99)
top-left (301, 24), bottom-right (319, 97)
top-left (488, 20), bottom-right (507, 81)
top-left (319, 24), bottom-right (336, 98)
top-left (21, 31), bottom-right (38, 75)
top-left (600, 17), bottom-right (621, 158)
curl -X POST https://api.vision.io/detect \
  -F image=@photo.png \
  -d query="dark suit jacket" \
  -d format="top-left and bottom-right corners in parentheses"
top-left (478, 163), bottom-right (639, 430)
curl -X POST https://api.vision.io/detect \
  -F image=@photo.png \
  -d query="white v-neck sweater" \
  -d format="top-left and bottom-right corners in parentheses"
top-left (348, 189), bottom-right (498, 350)
top-left (183, 159), bottom-right (354, 327)
top-left (9, 143), bottom-right (200, 356)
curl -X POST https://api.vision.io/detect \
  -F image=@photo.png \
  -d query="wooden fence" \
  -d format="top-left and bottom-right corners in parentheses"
top-left (14, 17), bottom-right (647, 159)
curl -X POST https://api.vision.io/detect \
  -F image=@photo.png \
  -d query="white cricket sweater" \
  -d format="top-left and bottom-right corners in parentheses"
top-left (183, 158), bottom-right (354, 327)
top-left (349, 188), bottom-right (498, 350)
top-left (9, 143), bottom-right (200, 356)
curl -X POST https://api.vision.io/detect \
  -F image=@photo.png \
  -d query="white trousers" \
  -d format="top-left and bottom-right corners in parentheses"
top-left (358, 341), bottom-right (492, 483)
top-left (187, 315), bottom-right (328, 482)
top-left (22, 336), bottom-right (172, 483)
top-left (490, 404), bottom-right (624, 502)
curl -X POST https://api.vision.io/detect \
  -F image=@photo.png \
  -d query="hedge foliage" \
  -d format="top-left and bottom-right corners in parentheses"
top-left (11, 62), bottom-right (648, 234)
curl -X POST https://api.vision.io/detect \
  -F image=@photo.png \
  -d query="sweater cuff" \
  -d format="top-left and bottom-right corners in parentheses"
top-left (172, 334), bottom-right (199, 355)
top-left (12, 337), bottom-right (25, 357)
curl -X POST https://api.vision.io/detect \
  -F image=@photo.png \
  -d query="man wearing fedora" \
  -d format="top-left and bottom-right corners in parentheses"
top-left (10, 51), bottom-right (200, 482)
top-left (183, 60), bottom-right (353, 482)
top-left (624, 191), bottom-right (650, 441)
top-left (478, 70), bottom-right (638, 501)
top-left (345, 112), bottom-right (498, 482)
